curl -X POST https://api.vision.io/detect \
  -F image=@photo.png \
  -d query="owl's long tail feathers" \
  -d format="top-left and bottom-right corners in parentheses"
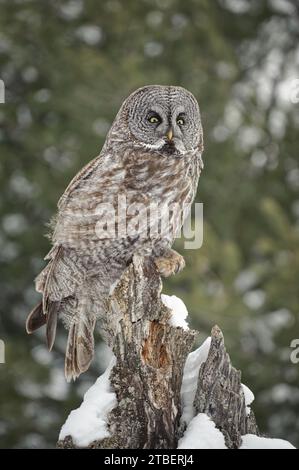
top-left (26, 246), bottom-right (64, 351)
top-left (26, 244), bottom-right (95, 380)
top-left (26, 296), bottom-right (96, 382)
top-left (46, 300), bottom-right (61, 351)
top-left (65, 299), bottom-right (96, 382)
top-left (26, 301), bottom-right (46, 333)
top-left (26, 245), bottom-right (121, 381)
top-left (26, 299), bottom-right (60, 350)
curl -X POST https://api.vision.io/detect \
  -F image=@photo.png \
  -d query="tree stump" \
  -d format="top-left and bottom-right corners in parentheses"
top-left (57, 255), bottom-right (258, 449)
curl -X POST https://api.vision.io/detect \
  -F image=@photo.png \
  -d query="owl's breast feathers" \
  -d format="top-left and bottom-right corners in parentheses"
top-left (52, 147), bottom-right (202, 250)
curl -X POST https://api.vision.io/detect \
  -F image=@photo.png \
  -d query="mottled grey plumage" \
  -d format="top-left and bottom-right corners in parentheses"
top-left (26, 85), bottom-right (204, 381)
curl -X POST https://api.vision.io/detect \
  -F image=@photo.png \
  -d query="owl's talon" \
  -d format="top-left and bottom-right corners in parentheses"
top-left (154, 250), bottom-right (185, 277)
top-left (175, 263), bottom-right (180, 274)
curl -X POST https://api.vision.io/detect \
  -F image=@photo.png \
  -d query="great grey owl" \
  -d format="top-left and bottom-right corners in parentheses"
top-left (26, 85), bottom-right (204, 381)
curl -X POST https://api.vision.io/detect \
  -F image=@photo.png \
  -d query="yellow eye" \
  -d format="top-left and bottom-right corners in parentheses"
top-left (177, 117), bottom-right (185, 126)
top-left (148, 115), bottom-right (160, 124)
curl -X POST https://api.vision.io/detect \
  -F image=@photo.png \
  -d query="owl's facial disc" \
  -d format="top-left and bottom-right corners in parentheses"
top-left (126, 86), bottom-right (202, 156)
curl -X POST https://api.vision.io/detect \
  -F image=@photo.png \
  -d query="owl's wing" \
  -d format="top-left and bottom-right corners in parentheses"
top-left (27, 152), bottom-right (129, 378)
top-left (57, 154), bottom-right (103, 211)
top-left (53, 152), bottom-right (126, 247)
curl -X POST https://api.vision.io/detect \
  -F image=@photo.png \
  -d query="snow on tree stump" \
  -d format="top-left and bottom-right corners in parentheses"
top-left (57, 255), bottom-right (259, 449)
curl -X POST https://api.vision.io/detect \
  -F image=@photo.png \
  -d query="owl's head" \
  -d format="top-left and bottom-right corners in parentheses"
top-left (115, 85), bottom-right (203, 156)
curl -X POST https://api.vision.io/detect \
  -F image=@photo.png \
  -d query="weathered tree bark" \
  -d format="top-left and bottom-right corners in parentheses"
top-left (58, 255), bottom-right (258, 449)
top-left (193, 325), bottom-right (258, 449)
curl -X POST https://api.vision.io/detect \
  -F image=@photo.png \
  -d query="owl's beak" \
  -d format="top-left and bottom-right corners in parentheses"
top-left (166, 128), bottom-right (173, 141)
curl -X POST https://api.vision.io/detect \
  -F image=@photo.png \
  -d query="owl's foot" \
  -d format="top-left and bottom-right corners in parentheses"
top-left (154, 249), bottom-right (185, 277)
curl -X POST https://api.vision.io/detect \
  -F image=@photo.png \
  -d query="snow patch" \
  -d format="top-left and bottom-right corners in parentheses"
top-left (161, 294), bottom-right (189, 330)
top-left (59, 357), bottom-right (117, 447)
top-left (180, 337), bottom-right (211, 425)
top-left (178, 413), bottom-right (227, 449)
top-left (240, 434), bottom-right (295, 449)
top-left (178, 418), bottom-right (296, 449)
top-left (241, 383), bottom-right (255, 416)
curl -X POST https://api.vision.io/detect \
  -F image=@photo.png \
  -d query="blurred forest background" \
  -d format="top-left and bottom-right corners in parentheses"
top-left (0, 0), bottom-right (299, 449)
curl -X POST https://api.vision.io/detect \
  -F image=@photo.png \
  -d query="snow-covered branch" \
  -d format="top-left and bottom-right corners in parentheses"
top-left (57, 256), bottom-right (295, 449)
